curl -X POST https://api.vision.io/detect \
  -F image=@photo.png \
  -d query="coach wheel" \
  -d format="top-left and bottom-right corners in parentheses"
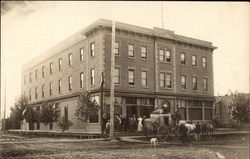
top-left (171, 127), bottom-right (180, 140)
top-left (157, 125), bottom-right (170, 141)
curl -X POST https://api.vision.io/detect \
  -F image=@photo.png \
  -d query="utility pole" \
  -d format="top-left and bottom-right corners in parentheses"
top-left (3, 76), bottom-right (6, 132)
top-left (161, 1), bottom-right (164, 29)
top-left (109, 21), bottom-right (115, 140)
top-left (100, 72), bottom-right (104, 137)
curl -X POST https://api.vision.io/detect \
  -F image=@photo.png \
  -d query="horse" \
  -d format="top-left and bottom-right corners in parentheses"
top-left (201, 123), bottom-right (214, 138)
top-left (178, 120), bottom-right (196, 135)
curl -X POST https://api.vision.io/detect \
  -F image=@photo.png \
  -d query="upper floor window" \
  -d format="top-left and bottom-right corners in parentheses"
top-left (128, 69), bottom-right (135, 85)
top-left (203, 78), bottom-right (208, 91)
top-left (58, 58), bottom-right (62, 70)
top-left (114, 68), bottom-right (120, 84)
top-left (141, 46), bottom-right (147, 59)
top-left (181, 53), bottom-right (186, 65)
top-left (160, 73), bottom-right (172, 88)
top-left (181, 75), bottom-right (186, 90)
top-left (35, 87), bottom-right (38, 99)
top-left (80, 72), bottom-right (84, 88)
top-left (68, 76), bottom-right (72, 90)
top-left (35, 69), bottom-right (38, 79)
top-left (42, 84), bottom-right (45, 98)
top-left (141, 71), bottom-right (147, 86)
top-left (90, 68), bottom-right (95, 86)
top-left (192, 77), bottom-right (197, 90)
top-left (159, 49), bottom-right (171, 62)
top-left (58, 79), bottom-right (62, 94)
top-left (29, 72), bottom-right (32, 83)
top-left (50, 62), bottom-right (53, 74)
top-left (192, 55), bottom-right (197, 66)
top-left (68, 53), bottom-right (72, 66)
top-left (42, 66), bottom-right (45, 78)
top-left (128, 44), bottom-right (134, 58)
top-left (202, 57), bottom-right (207, 68)
top-left (49, 82), bottom-right (53, 95)
top-left (90, 42), bottom-right (95, 57)
top-left (80, 48), bottom-right (84, 61)
top-left (165, 50), bottom-right (171, 62)
top-left (115, 42), bottom-right (119, 55)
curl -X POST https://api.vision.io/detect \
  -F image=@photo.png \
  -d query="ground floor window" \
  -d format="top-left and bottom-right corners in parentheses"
top-left (189, 108), bottom-right (202, 120)
top-left (105, 105), bottom-right (122, 116)
top-left (89, 112), bottom-right (99, 123)
top-left (37, 122), bottom-right (40, 130)
top-left (179, 107), bottom-right (186, 120)
top-left (205, 108), bottom-right (212, 120)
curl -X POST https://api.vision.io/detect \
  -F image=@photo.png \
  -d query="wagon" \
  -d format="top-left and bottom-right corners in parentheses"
top-left (143, 113), bottom-right (180, 141)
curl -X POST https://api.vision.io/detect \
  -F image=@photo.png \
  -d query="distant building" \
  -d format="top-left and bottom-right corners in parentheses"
top-left (215, 93), bottom-right (250, 127)
top-left (21, 19), bottom-right (217, 132)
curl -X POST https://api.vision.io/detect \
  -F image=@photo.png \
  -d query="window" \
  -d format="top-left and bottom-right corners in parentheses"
top-left (90, 42), bottom-right (95, 57)
top-left (160, 73), bottom-right (165, 87)
top-left (141, 46), bottom-right (147, 59)
top-left (35, 69), bottom-right (38, 79)
top-left (203, 78), bottom-right (208, 91)
top-left (50, 63), bottom-right (53, 74)
top-left (80, 72), bottom-right (84, 88)
top-left (114, 68), bottom-right (120, 84)
top-left (35, 87), bottom-right (38, 99)
top-left (181, 53), bottom-right (186, 65)
top-left (29, 72), bottom-right (32, 83)
top-left (49, 82), bottom-right (53, 95)
top-left (29, 89), bottom-right (31, 100)
top-left (141, 71), bottom-right (147, 86)
top-left (80, 48), bottom-right (84, 61)
top-left (192, 55), bottom-right (197, 66)
top-left (58, 58), bottom-right (62, 70)
top-left (128, 44), bottom-right (134, 58)
top-left (159, 49), bottom-right (171, 62)
top-left (165, 50), bottom-right (171, 62)
top-left (68, 53), bottom-right (72, 66)
top-left (68, 76), bottom-right (72, 90)
top-left (42, 84), bottom-right (44, 98)
top-left (58, 79), bottom-right (62, 93)
top-left (115, 42), bottom-right (119, 55)
top-left (192, 77), bottom-right (197, 90)
top-left (42, 66), bottom-right (45, 77)
top-left (160, 73), bottom-right (172, 88)
top-left (181, 75), bottom-right (186, 90)
top-left (90, 68), bottom-right (95, 86)
top-left (159, 49), bottom-right (164, 61)
top-left (128, 69), bottom-right (135, 85)
top-left (166, 73), bottom-right (171, 88)
top-left (202, 57), bottom-right (207, 68)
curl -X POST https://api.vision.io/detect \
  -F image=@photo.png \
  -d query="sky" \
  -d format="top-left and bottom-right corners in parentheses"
top-left (1, 1), bottom-right (249, 117)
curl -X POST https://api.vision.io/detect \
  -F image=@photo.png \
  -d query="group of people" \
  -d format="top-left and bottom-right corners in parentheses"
top-left (103, 114), bottom-right (148, 137)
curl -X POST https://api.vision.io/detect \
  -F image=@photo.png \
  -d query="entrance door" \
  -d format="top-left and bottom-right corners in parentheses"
top-left (126, 106), bottom-right (137, 117)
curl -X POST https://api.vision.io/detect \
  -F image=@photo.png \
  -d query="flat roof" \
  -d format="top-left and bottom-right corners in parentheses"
top-left (22, 18), bottom-right (217, 72)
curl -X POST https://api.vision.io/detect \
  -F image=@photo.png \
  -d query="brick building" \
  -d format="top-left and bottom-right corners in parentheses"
top-left (21, 19), bottom-right (217, 132)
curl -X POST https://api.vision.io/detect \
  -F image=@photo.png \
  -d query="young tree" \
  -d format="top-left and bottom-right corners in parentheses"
top-left (228, 91), bottom-right (250, 124)
top-left (24, 104), bottom-right (40, 130)
top-left (75, 91), bottom-right (100, 122)
top-left (40, 100), bottom-right (58, 130)
top-left (9, 96), bottom-right (29, 130)
top-left (57, 116), bottom-right (73, 132)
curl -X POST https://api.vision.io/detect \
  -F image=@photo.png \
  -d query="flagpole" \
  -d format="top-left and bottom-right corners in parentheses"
top-left (109, 20), bottom-right (115, 140)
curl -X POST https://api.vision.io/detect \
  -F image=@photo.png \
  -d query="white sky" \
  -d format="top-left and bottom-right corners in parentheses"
top-left (1, 1), bottom-right (249, 117)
